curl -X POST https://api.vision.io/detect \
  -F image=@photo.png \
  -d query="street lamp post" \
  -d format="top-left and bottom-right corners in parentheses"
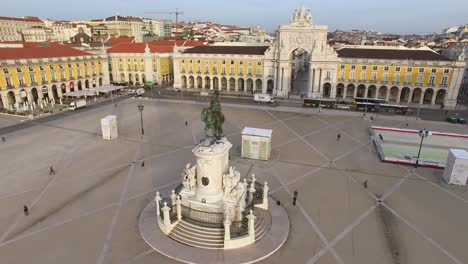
top-left (138, 104), bottom-right (144, 136)
top-left (415, 128), bottom-right (429, 167)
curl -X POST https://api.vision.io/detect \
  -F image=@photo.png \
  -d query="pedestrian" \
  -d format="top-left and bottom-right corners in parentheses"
top-left (185, 121), bottom-right (188, 126)
top-left (370, 116), bottom-right (374, 121)
top-left (406, 123), bottom-right (409, 127)
top-left (141, 161), bottom-right (145, 167)
top-left (445, 110), bottom-right (448, 115)
top-left (363, 180), bottom-right (368, 189)
top-left (363, 113), bottom-right (366, 117)
top-left (49, 166), bottom-right (55, 175)
top-left (115, 103), bottom-right (117, 108)
top-left (23, 205), bottom-right (29, 216)
top-left (276, 200), bottom-right (282, 206)
top-left (2, 136), bottom-right (5, 142)
top-left (379, 134), bottom-right (384, 141)
top-left (293, 190), bottom-right (298, 206)
top-left (337, 133), bottom-right (341, 141)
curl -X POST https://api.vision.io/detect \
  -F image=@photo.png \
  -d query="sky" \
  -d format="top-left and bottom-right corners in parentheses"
top-left (1, 0), bottom-right (468, 34)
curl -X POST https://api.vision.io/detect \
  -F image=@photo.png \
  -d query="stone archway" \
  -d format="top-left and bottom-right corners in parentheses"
top-left (7, 91), bottom-right (15, 108)
top-left (289, 48), bottom-right (310, 95)
top-left (423, 89), bottom-right (434, 104)
top-left (238, 79), bottom-right (244, 91)
top-left (205, 76), bottom-right (211, 89)
top-left (435, 89), bottom-right (446, 105)
top-left (357, 84), bottom-right (366, 98)
top-left (323, 82), bottom-right (331, 98)
top-left (389, 86), bottom-right (399, 102)
top-left (400, 87), bottom-right (410, 102)
top-left (255, 79), bottom-right (262, 93)
top-left (61, 83), bottom-right (67, 94)
top-left (267, 79), bottom-right (274, 93)
top-left (129, 73), bottom-right (133, 85)
top-left (99, 77), bottom-right (103, 86)
top-left (221, 77), bottom-right (227, 90)
top-left (31, 88), bottom-right (39, 105)
top-left (213, 77), bottom-right (219, 90)
top-left (77, 81), bottom-right (82, 90)
top-left (52, 85), bottom-right (59, 100)
top-left (378, 86), bottom-right (388, 100)
top-left (85, 79), bottom-right (89, 88)
top-left (188, 76), bottom-right (194, 89)
top-left (336, 83), bottom-right (344, 98)
top-left (69, 82), bottom-right (75, 92)
top-left (120, 73), bottom-right (125, 82)
top-left (196, 76), bottom-right (202, 89)
top-left (229, 78), bottom-right (236, 90)
top-left (367, 85), bottom-right (377, 98)
top-left (411, 88), bottom-right (422, 103)
top-left (346, 84), bottom-right (355, 98)
top-left (181, 76), bottom-right (187, 88)
top-left (246, 79), bottom-right (253, 93)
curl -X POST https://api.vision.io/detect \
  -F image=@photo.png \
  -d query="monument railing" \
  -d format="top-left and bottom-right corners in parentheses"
top-left (180, 204), bottom-right (224, 228)
top-left (230, 217), bottom-right (249, 238)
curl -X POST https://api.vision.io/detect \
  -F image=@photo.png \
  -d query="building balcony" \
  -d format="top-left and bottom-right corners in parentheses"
top-left (358, 79), bottom-right (366, 83)
top-left (392, 81), bottom-right (400, 85)
top-left (324, 77), bottom-right (331, 81)
top-left (85, 74), bottom-right (90, 78)
top-left (404, 82), bottom-right (411, 85)
top-left (99, 73), bottom-right (103, 76)
top-left (181, 70), bottom-right (186, 73)
top-left (247, 73), bottom-right (253, 77)
top-left (19, 83), bottom-right (27, 87)
top-left (196, 71), bottom-right (201, 74)
top-left (381, 81), bottom-right (388, 84)
top-left (7, 85), bottom-right (15, 89)
top-left (349, 79), bottom-right (355, 82)
top-left (256, 74), bottom-right (262, 78)
top-left (42, 81), bottom-right (48, 84)
top-left (239, 73), bottom-right (244, 76)
top-left (338, 78), bottom-right (345, 82)
top-left (61, 78), bottom-right (67, 81)
top-left (92, 73), bottom-right (97, 77)
top-left (31, 81), bottom-right (38, 85)
top-left (204, 71), bottom-right (209, 75)
top-left (370, 80), bottom-right (376, 83)
top-left (440, 84), bottom-right (447, 88)
top-left (78, 75), bottom-right (83, 79)
top-left (415, 82), bottom-right (422, 86)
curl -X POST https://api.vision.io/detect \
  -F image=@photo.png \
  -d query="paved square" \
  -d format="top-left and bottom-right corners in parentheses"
top-left (0, 98), bottom-right (467, 264)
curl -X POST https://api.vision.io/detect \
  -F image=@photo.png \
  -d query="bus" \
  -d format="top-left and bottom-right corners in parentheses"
top-left (378, 104), bottom-right (409, 115)
top-left (355, 102), bottom-right (377, 112)
top-left (303, 98), bottom-right (335, 108)
top-left (353, 97), bottom-right (387, 105)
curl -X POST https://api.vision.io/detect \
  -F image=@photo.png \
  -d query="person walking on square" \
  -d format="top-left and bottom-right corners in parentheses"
top-left (363, 180), bottom-right (368, 189)
top-left (49, 166), bottom-right (55, 175)
top-left (185, 121), bottom-right (188, 126)
top-left (337, 133), bottom-right (341, 141)
top-left (23, 205), bottom-right (29, 216)
top-left (293, 190), bottom-right (298, 206)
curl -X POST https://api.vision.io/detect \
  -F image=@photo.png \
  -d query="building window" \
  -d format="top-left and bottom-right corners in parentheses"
top-left (393, 73), bottom-right (400, 83)
top-left (431, 69), bottom-right (437, 73)
top-left (50, 65), bottom-right (54, 70)
top-left (371, 72), bottom-right (377, 81)
top-left (362, 65), bottom-right (366, 70)
top-left (396, 67), bottom-right (400, 72)
top-left (41, 72), bottom-right (46, 82)
top-left (339, 71), bottom-right (344, 79)
top-left (248, 68), bottom-right (252, 75)
top-left (39, 66), bottom-right (44, 71)
top-left (230, 66), bottom-right (234, 74)
top-left (373, 66), bottom-right (378, 71)
top-left (30, 73), bottom-right (35, 83)
top-left (444, 69), bottom-right (450, 74)
top-left (6, 77), bottom-right (12, 87)
top-left (407, 67), bottom-right (412, 72)
top-left (326, 71), bottom-right (331, 79)
top-left (240, 61), bottom-right (243, 65)
top-left (340, 65), bottom-right (345, 69)
top-left (441, 76), bottom-right (448, 86)
top-left (416, 74), bottom-right (423, 84)
top-left (51, 71), bottom-right (56, 81)
top-left (384, 66), bottom-right (389, 71)
top-left (360, 72), bottom-right (366, 81)
top-left (382, 73), bottom-right (388, 82)
top-left (182, 59), bottom-right (185, 63)
top-left (18, 75), bottom-right (25, 86)
top-left (16, 68), bottom-right (22, 73)
top-left (405, 74), bottom-right (411, 83)
top-left (205, 65), bottom-right (209, 73)
top-left (222, 67), bottom-right (226, 74)
top-left (197, 65), bottom-right (201, 73)
top-left (29, 66), bottom-right (34, 72)
top-left (222, 60), bottom-right (225, 65)
top-left (419, 68), bottom-right (424, 73)
top-left (248, 61), bottom-right (252, 66)
top-left (257, 62), bottom-right (262, 66)
top-left (3, 68), bottom-right (8, 74)
top-left (197, 60), bottom-right (200, 64)
top-left (69, 68), bottom-right (73, 78)
top-left (429, 75), bottom-right (435, 85)
top-left (351, 65), bottom-right (356, 70)
top-left (231, 60), bottom-right (234, 64)
top-left (350, 71), bottom-right (355, 80)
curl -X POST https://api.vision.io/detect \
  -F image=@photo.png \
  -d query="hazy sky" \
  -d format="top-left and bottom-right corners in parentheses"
top-left (2, 0), bottom-right (467, 34)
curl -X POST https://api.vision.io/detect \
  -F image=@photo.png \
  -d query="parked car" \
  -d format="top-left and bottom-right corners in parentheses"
top-left (254, 93), bottom-right (275, 104)
top-left (172, 88), bottom-right (181, 92)
top-left (457, 117), bottom-right (466, 124)
top-left (69, 99), bottom-right (86, 110)
top-left (128, 89), bottom-right (137, 95)
top-left (447, 117), bottom-right (457, 123)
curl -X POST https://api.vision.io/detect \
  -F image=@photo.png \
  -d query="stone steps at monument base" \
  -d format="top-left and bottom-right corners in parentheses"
top-left (178, 220), bottom-right (224, 235)
top-left (169, 220), bottom-right (224, 249)
top-left (175, 223), bottom-right (225, 240)
top-left (254, 208), bottom-right (271, 241)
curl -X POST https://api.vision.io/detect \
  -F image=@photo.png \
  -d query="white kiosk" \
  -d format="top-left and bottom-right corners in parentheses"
top-left (101, 115), bottom-right (118, 140)
top-left (241, 127), bottom-right (272, 161)
top-left (442, 149), bottom-right (468, 186)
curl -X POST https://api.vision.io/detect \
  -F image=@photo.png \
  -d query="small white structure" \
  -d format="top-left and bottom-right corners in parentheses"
top-left (442, 149), bottom-right (468, 186)
top-left (241, 127), bottom-right (272, 161)
top-left (101, 115), bottom-right (118, 140)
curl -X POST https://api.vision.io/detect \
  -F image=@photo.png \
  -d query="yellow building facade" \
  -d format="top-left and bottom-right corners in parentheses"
top-left (0, 43), bottom-right (109, 110)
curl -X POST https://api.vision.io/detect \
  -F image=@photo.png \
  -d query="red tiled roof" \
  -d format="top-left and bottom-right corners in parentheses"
top-left (106, 43), bottom-right (174, 54)
top-left (0, 43), bottom-right (91, 60)
top-left (147, 40), bottom-right (205, 47)
top-left (0, 16), bottom-right (42, 23)
top-left (336, 47), bottom-right (452, 61)
top-left (105, 37), bottom-right (135, 46)
top-left (183, 46), bottom-right (268, 55)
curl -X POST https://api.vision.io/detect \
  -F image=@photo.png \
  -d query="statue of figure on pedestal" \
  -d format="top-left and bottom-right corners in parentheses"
top-left (201, 91), bottom-right (225, 140)
top-left (223, 166), bottom-right (241, 200)
top-left (182, 163), bottom-right (197, 191)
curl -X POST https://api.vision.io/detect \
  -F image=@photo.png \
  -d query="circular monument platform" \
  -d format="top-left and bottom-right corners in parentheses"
top-left (139, 197), bottom-right (290, 264)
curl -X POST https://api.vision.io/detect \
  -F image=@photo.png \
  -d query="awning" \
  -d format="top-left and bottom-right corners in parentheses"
top-left (95, 86), bottom-right (122, 93)
top-left (63, 90), bottom-right (97, 97)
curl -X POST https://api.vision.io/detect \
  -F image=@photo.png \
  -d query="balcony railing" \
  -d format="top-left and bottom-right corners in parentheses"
top-left (31, 81), bottom-right (38, 85)
top-left (92, 73), bottom-right (97, 77)
top-left (51, 79), bottom-right (56, 83)
top-left (99, 73), bottom-right (103, 76)
top-left (239, 73), bottom-right (244, 76)
top-left (42, 81), bottom-right (48, 84)
top-left (404, 82), bottom-right (411, 85)
top-left (77, 75), bottom-right (83, 79)
top-left (19, 83), bottom-right (27, 87)
top-left (7, 85), bottom-right (15, 88)
top-left (381, 81), bottom-right (388, 84)
top-left (392, 81), bottom-right (399, 85)
top-left (61, 78), bottom-right (67, 81)
top-left (440, 84), bottom-right (447, 88)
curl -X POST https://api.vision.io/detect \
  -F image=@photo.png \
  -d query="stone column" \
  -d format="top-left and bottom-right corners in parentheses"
top-left (234, 78), bottom-right (238, 92)
top-left (396, 89), bottom-right (402, 103)
top-left (1, 92), bottom-right (9, 109)
top-left (236, 204), bottom-right (244, 221)
top-left (385, 88), bottom-right (391, 102)
top-left (155, 192), bottom-right (162, 216)
top-left (419, 92), bottom-right (424, 105)
top-left (176, 196), bottom-right (182, 221)
top-left (224, 218), bottom-right (231, 241)
top-left (170, 190), bottom-right (177, 208)
top-left (307, 63), bottom-right (314, 95)
top-left (247, 210), bottom-right (256, 236)
top-left (343, 86), bottom-right (347, 99)
top-left (407, 89), bottom-right (413, 104)
top-left (431, 91), bottom-right (437, 105)
top-left (353, 87), bottom-right (358, 98)
top-left (201, 76), bottom-right (205, 90)
top-left (364, 86), bottom-right (369, 99)
top-left (162, 202), bottom-right (171, 227)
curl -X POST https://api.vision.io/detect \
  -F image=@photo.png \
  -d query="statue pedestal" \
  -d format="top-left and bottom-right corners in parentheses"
top-left (192, 138), bottom-right (232, 204)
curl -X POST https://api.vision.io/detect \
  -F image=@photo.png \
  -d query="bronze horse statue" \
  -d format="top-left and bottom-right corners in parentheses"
top-left (201, 91), bottom-right (225, 139)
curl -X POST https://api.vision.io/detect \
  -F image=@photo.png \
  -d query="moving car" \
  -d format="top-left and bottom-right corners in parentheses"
top-left (457, 118), bottom-right (466, 124)
top-left (447, 117), bottom-right (458, 123)
top-left (136, 88), bottom-right (145, 96)
top-left (69, 99), bottom-right (86, 110)
top-left (254, 93), bottom-right (275, 104)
